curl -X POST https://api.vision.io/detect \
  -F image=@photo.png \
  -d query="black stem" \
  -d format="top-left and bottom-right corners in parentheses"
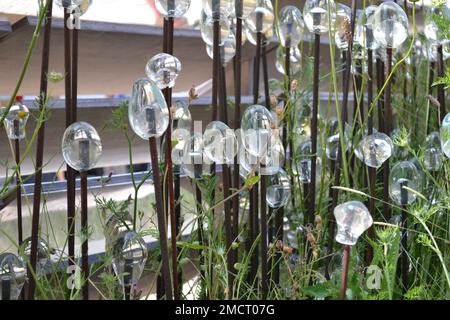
top-left (80, 171), bottom-right (89, 300)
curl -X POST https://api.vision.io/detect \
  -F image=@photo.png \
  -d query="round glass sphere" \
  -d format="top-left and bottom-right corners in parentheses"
top-left (245, 22), bottom-right (273, 46)
top-left (423, 3), bottom-right (450, 45)
top-left (441, 112), bottom-right (450, 158)
top-left (355, 5), bottom-right (379, 50)
top-left (112, 231), bottom-right (148, 287)
top-left (19, 237), bottom-right (50, 278)
top-left (260, 134), bottom-right (285, 175)
top-left (303, 0), bottom-right (336, 35)
top-left (0, 253), bottom-right (26, 300)
top-left (334, 3), bottom-right (351, 51)
top-left (155, 0), bottom-right (191, 18)
top-left (201, 13), bottom-right (231, 46)
top-left (203, 121), bottom-right (238, 164)
top-left (206, 32), bottom-right (236, 65)
top-left (355, 132), bottom-right (393, 168)
top-left (266, 168), bottom-right (291, 208)
top-left (56, 0), bottom-right (91, 16)
top-left (275, 46), bottom-right (302, 77)
top-left (334, 201), bottom-right (373, 245)
top-left (277, 5), bottom-right (305, 48)
top-left (182, 133), bottom-right (212, 180)
top-left (372, 1), bottom-right (408, 49)
top-left (241, 104), bottom-right (274, 157)
top-left (62, 121), bottom-right (102, 172)
top-left (389, 161), bottom-right (422, 205)
top-left (245, 0), bottom-right (274, 33)
top-left (202, 0), bottom-right (235, 19)
top-left (2, 103), bottom-right (29, 140)
top-left (171, 100), bottom-right (192, 132)
top-left (145, 53), bottom-right (181, 90)
top-left (129, 78), bottom-right (169, 139)
top-left (423, 131), bottom-right (443, 171)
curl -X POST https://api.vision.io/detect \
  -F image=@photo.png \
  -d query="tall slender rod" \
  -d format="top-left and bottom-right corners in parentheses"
top-left (339, 245), bottom-right (351, 300)
top-left (27, 0), bottom-right (53, 300)
top-left (437, 45), bottom-right (446, 123)
top-left (14, 130), bottom-right (22, 245)
top-left (400, 180), bottom-right (409, 295)
top-left (80, 171), bottom-right (89, 300)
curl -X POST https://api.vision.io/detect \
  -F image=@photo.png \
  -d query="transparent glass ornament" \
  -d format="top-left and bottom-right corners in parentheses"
top-left (241, 104), bottom-right (274, 157)
top-left (2, 103), bottom-right (29, 140)
top-left (112, 231), bottom-right (148, 287)
top-left (334, 3), bottom-right (351, 51)
top-left (275, 46), bottom-right (301, 77)
top-left (182, 133), bottom-right (212, 179)
top-left (203, 121), bottom-right (238, 164)
top-left (303, 0), bottom-right (336, 34)
top-left (355, 5), bottom-right (379, 50)
top-left (62, 121), bottom-right (102, 172)
top-left (201, 12), bottom-right (231, 46)
top-left (325, 118), bottom-right (339, 160)
top-left (129, 78), bottom-right (169, 139)
top-left (206, 32), bottom-right (236, 65)
top-left (441, 112), bottom-right (450, 158)
top-left (293, 137), bottom-right (322, 183)
top-left (171, 100), bottom-right (192, 132)
top-left (104, 212), bottom-right (133, 255)
top-left (202, 0), bottom-right (235, 19)
top-left (145, 53), bottom-right (181, 90)
top-left (423, 131), bottom-right (443, 171)
top-left (423, 3), bottom-right (450, 45)
top-left (372, 1), bottom-right (408, 49)
top-left (389, 161), bottom-right (422, 205)
top-left (334, 201), bottom-right (373, 245)
top-left (155, 0), bottom-right (191, 18)
top-left (391, 128), bottom-right (410, 159)
top-left (0, 253), bottom-right (26, 300)
top-left (277, 5), bottom-right (305, 48)
top-left (245, 0), bottom-right (274, 33)
top-left (235, 0), bottom-right (257, 19)
top-left (56, 0), bottom-right (91, 16)
top-left (355, 132), bottom-right (393, 168)
top-left (239, 142), bottom-right (259, 177)
top-left (244, 22), bottom-right (273, 46)
top-left (19, 237), bottom-right (50, 278)
top-left (266, 168), bottom-right (291, 208)
top-left (260, 133), bottom-right (285, 175)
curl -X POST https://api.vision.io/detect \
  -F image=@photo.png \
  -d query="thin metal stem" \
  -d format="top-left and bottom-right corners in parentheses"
top-left (339, 245), bottom-right (351, 300)
top-left (80, 171), bottom-right (89, 300)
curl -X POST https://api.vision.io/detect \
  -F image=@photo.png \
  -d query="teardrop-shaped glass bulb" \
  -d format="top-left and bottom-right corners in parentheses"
top-left (266, 168), bottom-right (291, 208)
top-left (275, 46), bottom-right (302, 77)
top-left (155, 0), bottom-right (191, 18)
top-left (441, 112), bottom-right (450, 158)
top-left (303, 0), bottom-right (336, 35)
top-left (334, 201), bottom-right (373, 245)
top-left (202, 0), bottom-right (235, 19)
top-left (62, 121), bottom-right (102, 172)
top-left (293, 137), bottom-right (322, 183)
top-left (171, 100), bottom-right (192, 132)
top-left (334, 3), bottom-right (351, 51)
top-left (355, 132), bottom-right (393, 168)
top-left (203, 121), bottom-right (238, 164)
top-left (104, 212), bottom-right (133, 255)
top-left (355, 5), bottom-right (379, 50)
top-left (206, 32), bottom-right (236, 65)
top-left (145, 53), bottom-right (182, 90)
top-left (277, 5), bottom-right (305, 48)
top-left (129, 78), bottom-right (169, 139)
top-left (372, 1), bottom-right (408, 49)
top-left (112, 231), bottom-right (148, 288)
top-left (19, 237), bottom-right (50, 278)
top-left (201, 12), bottom-right (231, 46)
top-left (423, 131), bottom-right (443, 171)
top-left (241, 104), bottom-right (274, 157)
top-left (182, 133), bottom-right (212, 180)
top-left (56, 0), bottom-right (91, 16)
top-left (423, 3), bottom-right (450, 45)
top-left (0, 253), bottom-right (27, 300)
top-left (2, 103), bottom-right (29, 140)
top-left (389, 161), bottom-right (422, 205)
top-left (245, 0), bottom-right (274, 33)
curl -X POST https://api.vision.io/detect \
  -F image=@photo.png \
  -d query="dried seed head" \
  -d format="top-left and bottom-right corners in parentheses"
top-left (343, 17), bottom-right (352, 44)
top-left (188, 85), bottom-right (198, 103)
top-left (291, 79), bottom-right (298, 92)
top-left (270, 95), bottom-right (278, 107)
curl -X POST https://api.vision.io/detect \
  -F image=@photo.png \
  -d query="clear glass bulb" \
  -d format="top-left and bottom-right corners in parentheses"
top-left (277, 5), bottom-right (305, 48)
top-left (0, 253), bottom-right (27, 300)
top-left (423, 131), bottom-right (443, 171)
top-left (206, 32), bottom-right (236, 65)
top-left (62, 121), bottom-right (102, 172)
top-left (334, 3), bottom-right (351, 51)
top-left (241, 104), bottom-right (274, 157)
top-left (19, 237), bottom-right (50, 278)
top-left (245, 0), bottom-right (274, 34)
top-left (441, 112), bottom-right (450, 158)
top-left (244, 22), bottom-right (273, 46)
top-left (112, 231), bottom-right (148, 287)
top-left (201, 12), bottom-right (231, 46)
top-left (389, 161), bottom-right (422, 205)
top-left (260, 133), bottom-right (285, 175)
top-left (56, 0), bottom-right (91, 16)
top-left (203, 121), bottom-right (238, 164)
top-left (104, 212), bottom-right (133, 255)
top-left (325, 118), bottom-right (341, 161)
top-left (275, 46), bottom-right (302, 77)
top-left (202, 0), bottom-right (235, 19)
top-left (266, 168), bottom-right (291, 208)
top-left (182, 133), bottom-right (212, 180)
top-left (171, 100), bottom-right (192, 132)
top-left (2, 103), bottom-right (29, 140)
top-left (155, 0), bottom-right (191, 18)
top-left (129, 78), bottom-right (169, 139)
top-left (372, 1), bottom-right (408, 49)
top-left (355, 5), bottom-right (379, 50)
top-left (334, 201), bottom-right (373, 245)
top-left (293, 137), bottom-right (322, 183)
top-left (235, 0), bottom-right (257, 19)
top-left (145, 53), bottom-right (182, 90)
top-left (423, 3), bottom-right (450, 45)
top-left (355, 132), bottom-right (393, 168)
top-left (303, 0), bottom-right (336, 35)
